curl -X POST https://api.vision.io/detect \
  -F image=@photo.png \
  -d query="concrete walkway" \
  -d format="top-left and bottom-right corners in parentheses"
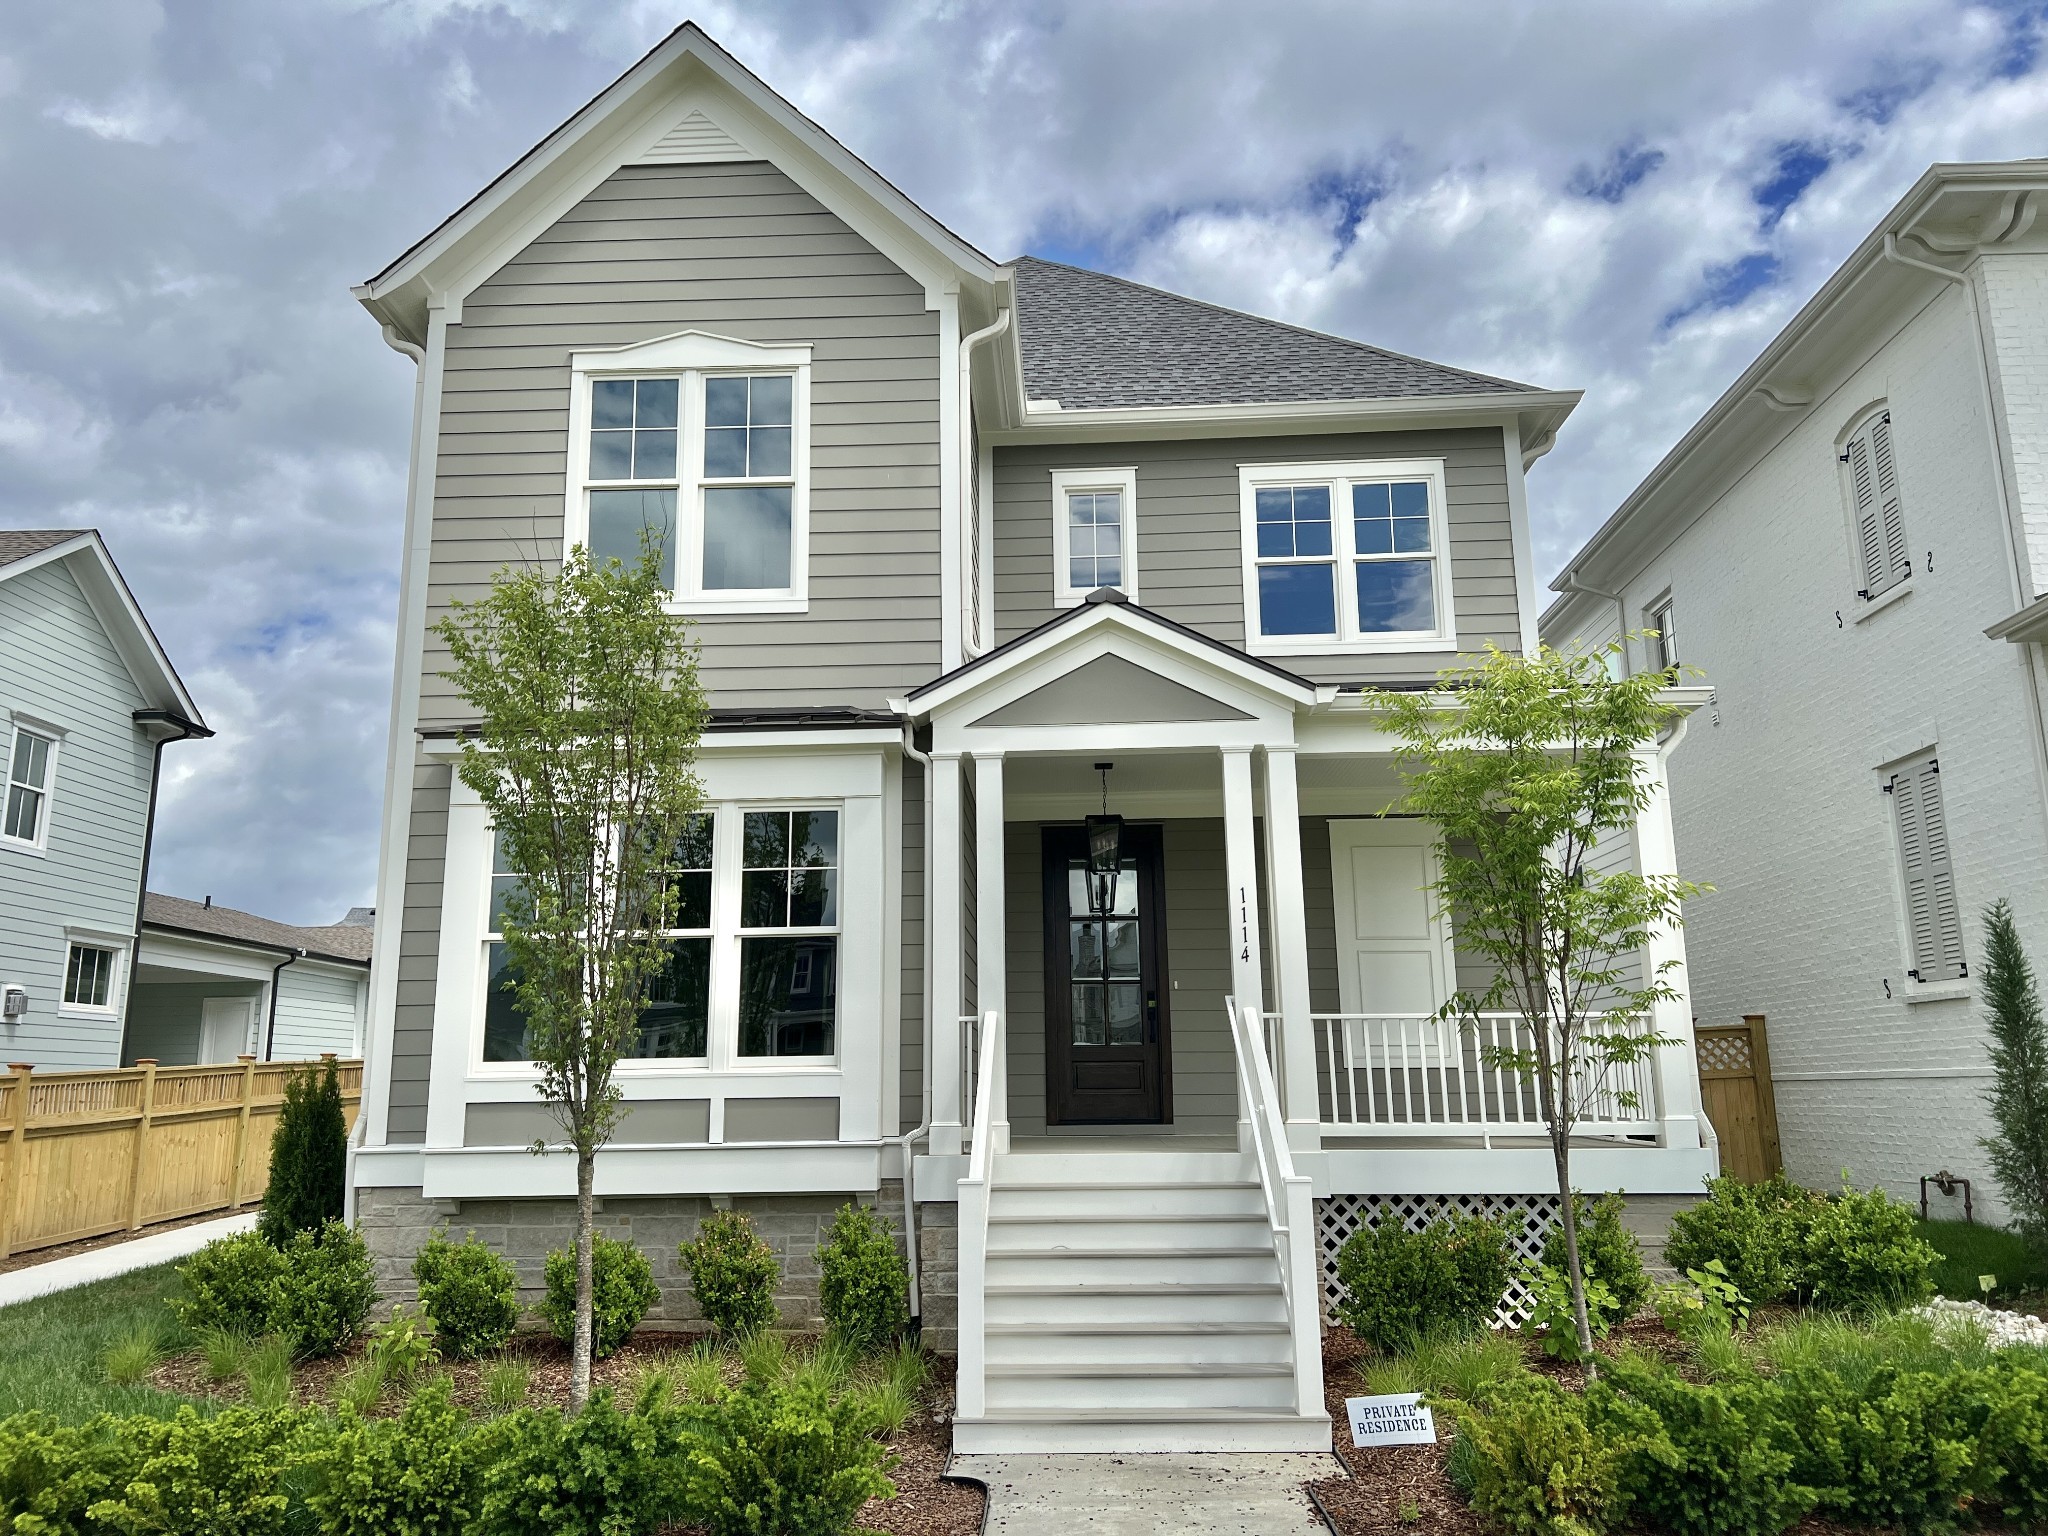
top-left (948, 1452), bottom-right (1342, 1534)
top-left (0, 1213), bottom-right (255, 1309)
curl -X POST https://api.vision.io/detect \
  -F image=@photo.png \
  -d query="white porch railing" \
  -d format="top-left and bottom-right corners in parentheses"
top-left (953, 1009), bottom-right (1004, 1422)
top-left (1287, 1012), bottom-right (1661, 1143)
top-left (1229, 1000), bottom-right (1324, 1420)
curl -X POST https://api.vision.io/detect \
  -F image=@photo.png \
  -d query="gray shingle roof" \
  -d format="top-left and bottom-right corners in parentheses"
top-left (0, 529), bottom-right (86, 570)
top-left (143, 893), bottom-right (374, 966)
top-left (1010, 256), bottom-right (1539, 410)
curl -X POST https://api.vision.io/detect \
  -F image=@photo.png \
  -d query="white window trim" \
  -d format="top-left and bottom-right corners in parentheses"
top-left (470, 798), bottom-right (845, 1077)
top-left (1644, 590), bottom-right (1676, 673)
top-left (2, 719), bottom-right (59, 854)
top-left (564, 330), bottom-right (813, 616)
top-left (1236, 458), bottom-right (1456, 656)
top-left (58, 938), bottom-right (123, 1018)
top-left (1049, 466), bottom-right (1140, 607)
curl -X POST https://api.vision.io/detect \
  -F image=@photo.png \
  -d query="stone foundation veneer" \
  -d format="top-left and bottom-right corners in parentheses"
top-left (354, 1182), bottom-right (959, 1344)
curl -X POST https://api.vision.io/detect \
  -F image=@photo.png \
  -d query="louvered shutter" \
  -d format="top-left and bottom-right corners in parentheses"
top-left (1892, 755), bottom-right (1966, 983)
top-left (1847, 414), bottom-right (1910, 598)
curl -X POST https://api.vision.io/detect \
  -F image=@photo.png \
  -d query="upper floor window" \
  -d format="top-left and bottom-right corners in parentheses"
top-left (1237, 459), bottom-right (1453, 653)
top-left (1646, 594), bottom-right (1677, 673)
top-left (1050, 467), bottom-right (1139, 606)
top-left (4, 724), bottom-right (54, 848)
top-left (1842, 407), bottom-right (1910, 601)
top-left (568, 332), bottom-right (812, 615)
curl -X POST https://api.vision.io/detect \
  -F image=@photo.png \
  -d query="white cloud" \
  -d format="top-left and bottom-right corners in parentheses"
top-left (44, 88), bottom-right (188, 145)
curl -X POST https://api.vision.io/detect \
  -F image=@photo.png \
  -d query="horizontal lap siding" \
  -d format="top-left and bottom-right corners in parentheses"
top-left (992, 428), bottom-right (1518, 686)
top-left (0, 560), bottom-right (153, 1070)
top-left (419, 161), bottom-right (942, 725)
top-left (272, 965), bottom-right (365, 1061)
top-left (387, 757), bottom-right (450, 1143)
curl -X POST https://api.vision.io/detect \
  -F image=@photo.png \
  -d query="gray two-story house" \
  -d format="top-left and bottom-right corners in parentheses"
top-left (349, 24), bottom-right (1715, 1452)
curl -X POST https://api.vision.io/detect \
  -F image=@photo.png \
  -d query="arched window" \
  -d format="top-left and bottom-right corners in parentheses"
top-left (1841, 406), bottom-right (1910, 599)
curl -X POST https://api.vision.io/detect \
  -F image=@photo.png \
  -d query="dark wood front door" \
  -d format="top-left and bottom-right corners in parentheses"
top-left (1042, 824), bottom-right (1172, 1124)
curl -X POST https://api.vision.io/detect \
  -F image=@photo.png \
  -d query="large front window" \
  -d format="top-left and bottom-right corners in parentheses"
top-left (480, 806), bottom-right (839, 1066)
top-left (1240, 459), bottom-right (1452, 651)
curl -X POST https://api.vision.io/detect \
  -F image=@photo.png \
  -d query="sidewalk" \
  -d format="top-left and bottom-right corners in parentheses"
top-left (949, 1453), bottom-right (1343, 1534)
top-left (0, 1213), bottom-right (254, 1309)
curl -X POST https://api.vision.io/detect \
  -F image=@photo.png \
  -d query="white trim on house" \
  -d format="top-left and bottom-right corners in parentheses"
top-left (2, 720), bottom-right (58, 854)
top-left (1235, 458), bottom-right (1455, 657)
top-left (58, 934), bottom-right (125, 1019)
top-left (1048, 466), bottom-right (1139, 607)
top-left (564, 331), bottom-right (814, 616)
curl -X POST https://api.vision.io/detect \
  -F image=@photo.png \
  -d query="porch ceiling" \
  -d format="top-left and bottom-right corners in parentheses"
top-left (998, 750), bottom-right (1410, 820)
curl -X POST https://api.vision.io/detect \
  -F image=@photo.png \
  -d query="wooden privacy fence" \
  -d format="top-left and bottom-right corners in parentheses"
top-left (0, 1056), bottom-right (363, 1259)
top-left (1695, 1015), bottom-right (1783, 1183)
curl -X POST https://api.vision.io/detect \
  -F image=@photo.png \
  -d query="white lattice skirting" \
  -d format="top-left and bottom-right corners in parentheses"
top-left (1317, 1193), bottom-right (1566, 1328)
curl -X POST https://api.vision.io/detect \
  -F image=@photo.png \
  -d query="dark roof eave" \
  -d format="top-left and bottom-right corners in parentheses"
top-left (139, 920), bottom-right (370, 969)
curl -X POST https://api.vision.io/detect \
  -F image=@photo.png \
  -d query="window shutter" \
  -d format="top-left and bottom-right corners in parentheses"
top-left (1892, 756), bottom-right (1966, 983)
top-left (1869, 413), bottom-right (1911, 589)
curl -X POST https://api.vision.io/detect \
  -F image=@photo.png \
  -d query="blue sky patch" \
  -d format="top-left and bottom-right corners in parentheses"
top-left (1663, 251), bottom-right (1781, 327)
top-left (1754, 143), bottom-right (1831, 227)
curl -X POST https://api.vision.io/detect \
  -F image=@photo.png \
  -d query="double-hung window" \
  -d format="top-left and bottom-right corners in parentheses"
top-left (1239, 459), bottom-right (1453, 652)
top-left (1050, 467), bottom-right (1139, 605)
top-left (479, 805), bottom-right (839, 1067)
top-left (4, 724), bottom-right (54, 848)
top-left (62, 942), bottom-right (117, 1012)
top-left (570, 333), bottom-right (811, 614)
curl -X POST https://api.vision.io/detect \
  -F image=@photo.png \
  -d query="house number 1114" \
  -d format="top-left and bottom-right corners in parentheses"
top-left (1239, 884), bottom-right (1251, 962)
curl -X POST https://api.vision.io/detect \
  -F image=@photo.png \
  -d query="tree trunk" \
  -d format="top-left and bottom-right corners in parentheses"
top-left (1551, 1132), bottom-right (1598, 1381)
top-left (571, 1148), bottom-right (596, 1410)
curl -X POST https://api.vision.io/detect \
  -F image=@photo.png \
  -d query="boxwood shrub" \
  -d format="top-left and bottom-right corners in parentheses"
top-left (541, 1232), bottom-right (659, 1359)
top-left (273, 1221), bottom-right (380, 1357)
top-left (680, 1210), bottom-right (780, 1338)
top-left (413, 1230), bottom-right (520, 1358)
top-left (1335, 1205), bottom-right (1512, 1352)
top-left (817, 1203), bottom-right (909, 1353)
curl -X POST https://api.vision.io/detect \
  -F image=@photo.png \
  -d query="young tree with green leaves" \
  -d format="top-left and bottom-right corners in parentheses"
top-left (1371, 641), bottom-right (1701, 1372)
top-left (1979, 898), bottom-right (2048, 1247)
top-left (435, 542), bottom-right (706, 1407)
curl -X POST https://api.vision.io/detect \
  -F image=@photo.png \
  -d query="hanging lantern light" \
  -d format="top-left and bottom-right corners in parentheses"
top-left (1084, 761), bottom-right (1124, 917)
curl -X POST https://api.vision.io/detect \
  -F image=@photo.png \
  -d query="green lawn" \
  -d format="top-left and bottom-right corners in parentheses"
top-left (0, 1262), bottom-right (201, 1421)
top-left (1917, 1218), bottom-right (2048, 1301)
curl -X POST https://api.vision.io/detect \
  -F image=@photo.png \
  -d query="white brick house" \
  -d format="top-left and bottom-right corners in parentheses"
top-left (1544, 162), bottom-right (2048, 1224)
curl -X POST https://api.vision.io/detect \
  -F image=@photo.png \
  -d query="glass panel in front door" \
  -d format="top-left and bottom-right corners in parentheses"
top-left (1067, 858), bottom-right (1141, 1046)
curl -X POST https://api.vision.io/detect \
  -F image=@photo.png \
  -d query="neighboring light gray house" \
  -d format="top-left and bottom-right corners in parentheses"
top-left (349, 24), bottom-right (1714, 1452)
top-left (128, 894), bottom-right (373, 1066)
top-left (1543, 162), bottom-right (2048, 1225)
top-left (0, 530), bottom-right (211, 1071)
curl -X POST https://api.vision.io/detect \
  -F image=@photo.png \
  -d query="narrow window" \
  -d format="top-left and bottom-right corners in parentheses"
top-left (1889, 754), bottom-right (1966, 984)
top-left (1350, 480), bottom-right (1438, 634)
top-left (1647, 596), bottom-right (1677, 673)
top-left (701, 374), bottom-right (795, 592)
top-left (587, 376), bottom-right (680, 589)
top-left (4, 726), bottom-right (53, 845)
top-left (737, 809), bottom-right (839, 1058)
top-left (1254, 484), bottom-right (1337, 636)
top-left (63, 943), bottom-right (115, 1009)
top-left (1843, 409), bottom-right (1910, 599)
top-left (481, 830), bottom-right (529, 1063)
top-left (1050, 468), bottom-right (1139, 605)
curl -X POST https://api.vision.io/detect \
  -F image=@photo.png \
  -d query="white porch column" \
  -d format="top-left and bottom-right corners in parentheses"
top-left (972, 754), bottom-right (1008, 1152)
top-left (1635, 743), bottom-right (1707, 1152)
top-left (1260, 747), bottom-right (1320, 1149)
top-left (1220, 747), bottom-right (1267, 1024)
top-left (929, 752), bottom-right (966, 1157)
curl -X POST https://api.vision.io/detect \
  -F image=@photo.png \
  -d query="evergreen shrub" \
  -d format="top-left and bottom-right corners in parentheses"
top-left (541, 1233), bottom-right (658, 1359)
top-left (675, 1376), bottom-right (895, 1536)
top-left (171, 1227), bottom-right (289, 1336)
top-left (258, 1056), bottom-right (347, 1245)
top-left (273, 1221), bottom-right (380, 1357)
top-left (412, 1230), bottom-right (520, 1358)
top-left (1335, 1205), bottom-right (1512, 1352)
top-left (817, 1203), bottom-right (908, 1353)
top-left (1543, 1193), bottom-right (1650, 1330)
top-left (679, 1210), bottom-right (779, 1338)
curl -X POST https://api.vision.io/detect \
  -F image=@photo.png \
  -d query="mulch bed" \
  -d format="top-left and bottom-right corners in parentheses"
top-left (149, 1331), bottom-right (984, 1536)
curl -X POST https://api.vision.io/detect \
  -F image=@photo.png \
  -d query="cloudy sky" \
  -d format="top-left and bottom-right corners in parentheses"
top-left (5, 0), bottom-right (2048, 923)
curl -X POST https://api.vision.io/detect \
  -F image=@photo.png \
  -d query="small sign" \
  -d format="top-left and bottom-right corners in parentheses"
top-left (1347, 1392), bottom-right (1437, 1447)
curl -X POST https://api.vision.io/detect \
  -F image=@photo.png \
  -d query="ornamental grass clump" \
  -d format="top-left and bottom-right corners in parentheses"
top-left (541, 1233), bottom-right (658, 1360)
top-left (413, 1229), bottom-right (520, 1358)
top-left (817, 1202), bottom-right (909, 1353)
top-left (680, 1209), bottom-right (780, 1338)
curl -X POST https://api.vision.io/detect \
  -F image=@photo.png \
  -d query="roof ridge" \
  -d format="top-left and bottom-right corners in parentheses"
top-left (1009, 254), bottom-right (1535, 394)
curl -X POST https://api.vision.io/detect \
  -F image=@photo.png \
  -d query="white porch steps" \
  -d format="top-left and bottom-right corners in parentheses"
top-left (953, 1148), bottom-right (1331, 1453)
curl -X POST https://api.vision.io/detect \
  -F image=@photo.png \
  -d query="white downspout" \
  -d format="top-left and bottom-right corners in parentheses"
top-left (896, 718), bottom-right (937, 1323)
top-left (1555, 571), bottom-right (1632, 673)
top-left (957, 308), bottom-right (1011, 660)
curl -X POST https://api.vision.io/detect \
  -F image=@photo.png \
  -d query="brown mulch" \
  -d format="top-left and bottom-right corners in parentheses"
top-left (0, 1210), bottom-right (238, 1275)
top-left (149, 1332), bottom-right (983, 1536)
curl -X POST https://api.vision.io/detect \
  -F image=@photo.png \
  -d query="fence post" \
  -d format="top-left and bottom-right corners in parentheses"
top-left (0, 1064), bottom-right (32, 1260)
top-left (127, 1060), bottom-right (159, 1231)
top-left (229, 1055), bottom-right (257, 1210)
